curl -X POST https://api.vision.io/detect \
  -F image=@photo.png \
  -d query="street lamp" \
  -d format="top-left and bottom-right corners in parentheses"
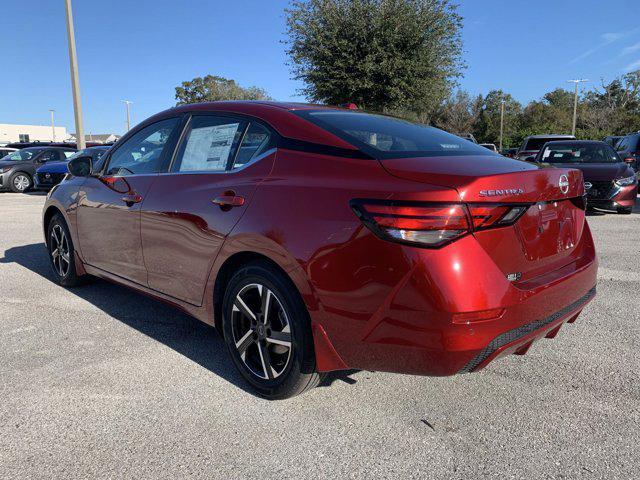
top-left (122, 100), bottom-right (133, 131)
top-left (567, 79), bottom-right (589, 136)
top-left (49, 109), bottom-right (56, 142)
top-left (499, 98), bottom-right (505, 152)
top-left (64, 0), bottom-right (86, 149)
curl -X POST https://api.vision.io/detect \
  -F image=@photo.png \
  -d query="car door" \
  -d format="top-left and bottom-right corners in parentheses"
top-left (75, 117), bottom-right (181, 285)
top-left (141, 114), bottom-right (276, 305)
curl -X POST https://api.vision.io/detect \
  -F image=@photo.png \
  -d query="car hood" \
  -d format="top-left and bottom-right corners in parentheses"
top-left (36, 161), bottom-right (69, 174)
top-left (544, 162), bottom-right (633, 181)
top-left (379, 154), bottom-right (584, 202)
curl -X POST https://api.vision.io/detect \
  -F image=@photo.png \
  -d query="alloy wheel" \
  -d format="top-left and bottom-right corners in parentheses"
top-left (231, 283), bottom-right (293, 380)
top-left (13, 174), bottom-right (30, 191)
top-left (50, 224), bottom-right (70, 277)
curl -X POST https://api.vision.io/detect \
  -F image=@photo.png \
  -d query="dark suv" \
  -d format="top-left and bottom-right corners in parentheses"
top-left (615, 132), bottom-right (640, 170)
top-left (0, 147), bottom-right (76, 192)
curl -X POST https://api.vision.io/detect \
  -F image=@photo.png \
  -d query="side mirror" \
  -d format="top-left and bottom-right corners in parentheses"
top-left (68, 156), bottom-right (93, 177)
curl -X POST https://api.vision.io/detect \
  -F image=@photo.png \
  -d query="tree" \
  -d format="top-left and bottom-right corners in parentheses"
top-left (432, 90), bottom-right (482, 134)
top-left (284, 0), bottom-right (464, 119)
top-left (175, 75), bottom-right (271, 105)
top-left (474, 90), bottom-right (522, 148)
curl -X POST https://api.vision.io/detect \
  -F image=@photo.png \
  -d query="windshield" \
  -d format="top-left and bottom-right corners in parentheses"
top-left (524, 137), bottom-right (573, 151)
top-left (2, 148), bottom-right (44, 162)
top-left (296, 110), bottom-right (495, 159)
top-left (66, 148), bottom-right (106, 161)
top-left (540, 143), bottom-right (622, 164)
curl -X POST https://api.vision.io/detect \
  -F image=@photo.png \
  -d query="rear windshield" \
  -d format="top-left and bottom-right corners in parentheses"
top-left (540, 143), bottom-right (621, 164)
top-left (296, 110), bottom-right (495, 159)
top-left (524, 137), bottom-right (573, 151)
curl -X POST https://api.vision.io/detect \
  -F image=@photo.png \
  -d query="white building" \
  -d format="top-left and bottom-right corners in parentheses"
top-left (0, 123), bottom-right (70, 144)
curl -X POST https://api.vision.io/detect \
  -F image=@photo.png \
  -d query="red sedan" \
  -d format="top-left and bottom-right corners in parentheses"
top-left (43, 102), bottom-right (598, 399)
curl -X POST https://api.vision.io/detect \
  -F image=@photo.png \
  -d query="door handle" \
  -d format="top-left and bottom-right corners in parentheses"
top-left (212, 195), bottom-right (245, 208)
top-left (121, 193), bottom-right (143, 206)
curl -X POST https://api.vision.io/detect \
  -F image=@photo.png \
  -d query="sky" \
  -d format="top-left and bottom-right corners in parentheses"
top-left (1, 0), bottom-right (639, 135)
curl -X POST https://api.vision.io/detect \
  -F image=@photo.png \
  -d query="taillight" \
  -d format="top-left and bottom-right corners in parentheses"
top-left (350, 200), bottom-right (529, 248)
top-left (467, 204), bottom-right (527, 229)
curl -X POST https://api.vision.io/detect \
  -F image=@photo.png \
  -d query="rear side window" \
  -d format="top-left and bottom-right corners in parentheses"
top-left (296, 110), bottom-right (494, 159)
top-left (172, 116), bottom-right (246, 172)
top-left (233, 123), bottom-right (272, 168)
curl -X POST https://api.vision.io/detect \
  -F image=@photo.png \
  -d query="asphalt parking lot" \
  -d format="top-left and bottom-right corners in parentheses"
top-left (1, 192), bottom-right (639, 479)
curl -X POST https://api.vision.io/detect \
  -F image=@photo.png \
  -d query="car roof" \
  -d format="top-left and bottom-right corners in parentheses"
top-left (137, 101), bottom-right (362, 152)
top-left (525, 134), bottom-right (575, 139)
top-left (541, 140), bottom-right (609, 147)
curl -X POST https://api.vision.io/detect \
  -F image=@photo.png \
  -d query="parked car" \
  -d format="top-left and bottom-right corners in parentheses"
top-left (516, 134), bottom-right (575, 161)
top-left (535, 140), bottom-right (637, 214)
top-left (0, 147), bottom-right (18, 158)
top-left (0, 146), bottom-right (76, 192)
top-left (43, 101), bottom-right (597, 398)
top-left (454, 132), bottom-right (478, 143)
top-left (34, 146), bottom-right (110, 191)
top-left (479, 143), bottom-right (498, 152)
top-left (502, 148), bottom-right (518, 158)
top-left (603, 135), bottom-right (623, 149)
top-left (615, 132), bottom-right (640, 171)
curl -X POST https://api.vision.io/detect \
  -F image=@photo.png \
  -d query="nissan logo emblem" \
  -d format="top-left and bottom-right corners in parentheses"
top-left (584, 181), bottom-right (592, 190)
top-left (559, 174), bottom-right (569, 194)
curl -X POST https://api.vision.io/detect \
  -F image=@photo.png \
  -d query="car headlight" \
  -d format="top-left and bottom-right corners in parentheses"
top-left (0, 166), bottom-right (12, 173)
top-left (615, 175), bottom-right (637, 187)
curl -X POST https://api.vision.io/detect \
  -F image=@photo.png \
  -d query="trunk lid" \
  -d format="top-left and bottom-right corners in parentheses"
top-left (380, 155), bottom-right (588, 282)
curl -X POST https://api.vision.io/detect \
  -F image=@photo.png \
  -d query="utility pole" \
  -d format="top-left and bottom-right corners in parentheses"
top-left (49, 109), bottom-right (56, 142)
top-left (567, 79), bottom-right (588, 136)
top-left (122, 100), bottom-right (133, 131)
top-left (499, 98), bottom-right (505, 152)
top-left (64, 0), bottom-right (85, 150)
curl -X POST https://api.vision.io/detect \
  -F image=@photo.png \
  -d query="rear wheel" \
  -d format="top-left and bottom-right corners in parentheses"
top-left (9, 172), bottom-right (31, 193)
top-left (222, 261), bottom-right (322, 399)
top-left (47, 214), bottom-right (84, 287)
top-left (617, 207), bottom-right (632, 215)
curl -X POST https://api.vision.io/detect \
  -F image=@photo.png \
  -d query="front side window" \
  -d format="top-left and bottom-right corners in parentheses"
top-left (616, 138), bottom-right (629, 152)
top-left (296, 110), bottom-right (494, 159)
top-left (6, 148), bottom-right (43, 161)
top-left (172, 116), bottom-right (246, 172)
top-left (106, 118), bottom-right (179, 176)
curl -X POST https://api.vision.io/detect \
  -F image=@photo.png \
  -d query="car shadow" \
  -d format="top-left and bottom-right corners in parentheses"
top-left (0, 242), bottom-right (360, 397)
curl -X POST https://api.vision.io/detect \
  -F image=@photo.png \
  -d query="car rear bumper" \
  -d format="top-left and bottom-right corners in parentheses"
top-left (458, 286), bottom-right (595, 373)
top-left (314, 223), bottom-right (598, 376)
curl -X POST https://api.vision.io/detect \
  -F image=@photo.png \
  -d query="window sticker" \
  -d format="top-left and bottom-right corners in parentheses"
top-left (181, 123), bottom-right (240, 172)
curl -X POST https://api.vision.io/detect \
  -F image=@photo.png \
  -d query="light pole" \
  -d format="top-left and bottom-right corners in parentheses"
top-left (122, 100), bottom-right (133, 131)
top-left (49, 109), bottom-right (56, 142)
top-left (499, 98), bottom-right (505, 152)
top-left (64, 0), bottom-right (86, 150)
top-left (567, 79), bottom-right (588, 136)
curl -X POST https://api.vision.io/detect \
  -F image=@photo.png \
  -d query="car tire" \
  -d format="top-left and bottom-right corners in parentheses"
top-left (9, 172), bottom-right (32, 193)
top-left (47, 213), bottom-right (84, 287)
top-left (222, 260), bottom-right (323, 399)
top-left (617, 207), bottom-right (632, 215)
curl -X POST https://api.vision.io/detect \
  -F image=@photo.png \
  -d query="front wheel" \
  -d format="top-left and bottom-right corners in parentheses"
top-left (47, 213), bottom-right (85, 287)
top-left (9, 172), bottom-right (32, 193)
top-left (222, 261), bottom-right (322, 399)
